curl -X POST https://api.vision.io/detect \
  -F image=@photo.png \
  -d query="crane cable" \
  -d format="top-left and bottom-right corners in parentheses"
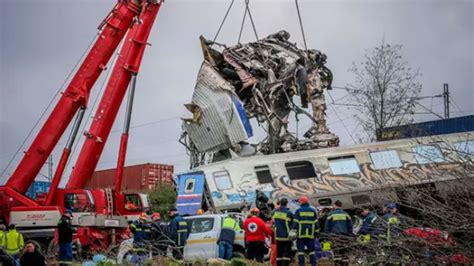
top-left (0, 34), bottom-right (98, 179)
top-left (238, 0), bottom-right (259, 43)
top-left (295, 0), bottom-right (308, 51)
top-left (212, 0), bottom-right (235, 43)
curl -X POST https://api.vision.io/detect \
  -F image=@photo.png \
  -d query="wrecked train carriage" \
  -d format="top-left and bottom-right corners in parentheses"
top-left (176, 132), bottom-right (474, 215)
top-left (181, 31), bottom-right (339, 167)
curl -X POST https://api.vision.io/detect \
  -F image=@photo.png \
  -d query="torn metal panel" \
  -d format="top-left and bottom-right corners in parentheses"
top-left (183, 62), bottom-right (251, 153)
top-left (183, 30), bottom-right (339, 167)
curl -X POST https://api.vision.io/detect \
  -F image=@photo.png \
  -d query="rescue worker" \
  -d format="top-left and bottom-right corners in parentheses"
top-left (57, 210), bottom-right (73, 265)
top-left (324, 200), bottom-right (353, 235)
top-left (292, 196), bottom-right (318, 266)
top-left (150, 212), bottom-right (169, 256)
top-left (217, 215), bottom-right (241, 260)
top-left (169, 208), bottom-right (189, 260)
top-left (272, 198), bottom-right (293, 266)
top-left (382, 203), bottom-right (402, 241)
top-left (5, 224), bottom-right (24, 261)
top-left (243, 208), bottom-right (273, 263)
top-left (130, 213), bottom-right (152, 246)
top-left (0, 224), bottom-right (6, 250)
top-left (358, 206), bottom-right (379, 243)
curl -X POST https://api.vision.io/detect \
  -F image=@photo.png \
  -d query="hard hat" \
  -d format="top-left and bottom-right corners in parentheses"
top-left (139, 212), bottom-right (148, 220)
top-left (299, 196), bottom-right (309, 204)
top-left (386, 203), bottom-right (397, 210)
top-left (151, 212), bottom-right (161, 220)
top-left (250, 207), bottom-right (260, 215)
top-left (196, 209), bottom-right (204, 215)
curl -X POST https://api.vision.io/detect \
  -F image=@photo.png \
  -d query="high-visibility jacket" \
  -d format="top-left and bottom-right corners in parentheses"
top-left (0, 231), bottom-right (6, 249)
top-left (272, 207), bottom-right (293, 241)
top-left (324, 208), bottom-right (353, 235)
top-left (169, 215), bottom-right (189, 247)
top-left (292, 203), bottom-right (317, 239)
top-left (5, 229), bottom-right (24, 255)
top-left (218, 216), bottom-right (240, 244)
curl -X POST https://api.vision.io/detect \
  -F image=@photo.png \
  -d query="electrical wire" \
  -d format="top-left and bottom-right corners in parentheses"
top-left (212, 0), bottom-right (235, 43)
top-left (0, 33), bottom-right (98, 179)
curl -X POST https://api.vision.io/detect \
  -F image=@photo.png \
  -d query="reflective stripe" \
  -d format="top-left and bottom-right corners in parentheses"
top-left (308, 251), bottom-right (315, 255)
top-left (297, 252), bottom-right (305, 255)
top-left (299, 211), bottom-right (315, 217)
top-left (273, 212), bottom-right (288, 220)
top-left (329, 213), bottom-right (350, 221)
top-left (179, 221), bottom-right (188, 226)
top-left (277, 258), bottom-right (291, 261)
top-left (275, 236), bottom-right (289, 241)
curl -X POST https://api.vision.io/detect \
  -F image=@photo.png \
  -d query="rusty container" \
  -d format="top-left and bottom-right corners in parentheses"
top-left (86, 163), bottom-right (174, 192)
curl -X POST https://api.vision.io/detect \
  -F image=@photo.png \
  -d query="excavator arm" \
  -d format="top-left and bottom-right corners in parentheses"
top-left (6, 1), bottom-right (141, 194)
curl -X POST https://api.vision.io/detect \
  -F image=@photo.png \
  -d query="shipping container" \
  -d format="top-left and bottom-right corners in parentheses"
top-left (377, 115), bottom-right (474, 141)
top-left (26, 181), bottom-right (51, 199)
top-left (86, 163), bottom-right (174, 192)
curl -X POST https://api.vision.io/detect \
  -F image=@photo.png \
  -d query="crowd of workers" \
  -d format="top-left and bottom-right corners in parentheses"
top-left (0, 196), bottom-right (400, 265)
top-left (230, 196), bottom-right (400, 265)
top-left (124, 196), bottom-right (401, 265)
top-left (128, 207), bottom-right (191, 260)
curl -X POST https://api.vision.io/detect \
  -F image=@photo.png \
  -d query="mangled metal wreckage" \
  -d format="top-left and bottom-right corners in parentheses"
top-left (181, 30), bottom-right (339, 167)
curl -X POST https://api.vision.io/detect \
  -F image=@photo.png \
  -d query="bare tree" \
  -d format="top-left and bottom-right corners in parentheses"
top-left (348, 42), bottom-right (421, 141)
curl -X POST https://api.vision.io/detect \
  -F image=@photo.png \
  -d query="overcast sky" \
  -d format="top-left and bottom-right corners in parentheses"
top-left (1, 0), bottom-right (473, 185)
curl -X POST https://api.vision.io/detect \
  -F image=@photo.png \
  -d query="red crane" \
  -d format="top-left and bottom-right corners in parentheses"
top-left (5, 1), bottom-right (140, 194)
top-left (0, 0), bottom-right (163, 252)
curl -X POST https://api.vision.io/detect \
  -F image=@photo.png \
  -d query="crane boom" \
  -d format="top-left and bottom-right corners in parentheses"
top-left (5, 1), bottom-right (141, 194)
top-left (66, 2), bottom-right (162, 189)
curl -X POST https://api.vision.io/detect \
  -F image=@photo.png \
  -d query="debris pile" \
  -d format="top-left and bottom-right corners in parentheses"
top-left (182, 30), bottom-right (339, 166)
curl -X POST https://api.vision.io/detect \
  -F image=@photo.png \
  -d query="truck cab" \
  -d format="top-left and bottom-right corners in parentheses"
top-left (116, 192), bottom-right (152, 221)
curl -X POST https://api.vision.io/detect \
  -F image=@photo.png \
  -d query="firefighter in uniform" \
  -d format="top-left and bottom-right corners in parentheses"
top-left (292, 196), bottom-right (318, 266)
top-left (169, 208), bottom-right (189, 260)
top-left (130, 213), bottom-right (152, 246)
top-left (358, 206), bottom-right (380, 244)
top-left (272, 198), bottom-right (293, 266)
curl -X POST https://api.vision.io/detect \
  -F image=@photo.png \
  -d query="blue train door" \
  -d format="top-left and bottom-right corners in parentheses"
top-left (176, 172), bottom-right (205, 216)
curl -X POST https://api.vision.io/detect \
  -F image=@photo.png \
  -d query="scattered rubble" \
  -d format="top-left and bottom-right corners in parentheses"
top-left (182, 30), bottom-right (339, 166)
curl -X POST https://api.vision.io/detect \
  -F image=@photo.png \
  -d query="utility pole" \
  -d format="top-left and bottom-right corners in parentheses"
top-left (443, 83), bottom-right (450, 119)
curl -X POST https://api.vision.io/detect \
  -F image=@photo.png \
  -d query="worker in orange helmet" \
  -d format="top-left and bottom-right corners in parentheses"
top-left (197, 209), bottom-right (204, 215)
top-left (150, 212), bottom-right (169, 256)
top-left (130, 212), bottom-right (151, 246)
top-left (293, 196), bottom-right (318, 266)
top-left (243, 208), bottom-right (273, 263)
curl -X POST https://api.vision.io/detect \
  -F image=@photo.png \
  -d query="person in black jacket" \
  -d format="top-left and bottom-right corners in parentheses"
top-left (57, 210), bottom-right (74, 264)
top-left (20, 242), bottom-right (45, 266)
top-left (150, 212), bottom-right (170, 256)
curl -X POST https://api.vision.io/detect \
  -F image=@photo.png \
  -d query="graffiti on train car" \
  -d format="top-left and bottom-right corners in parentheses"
top-left (209, 160), bottom-right (473, 208)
